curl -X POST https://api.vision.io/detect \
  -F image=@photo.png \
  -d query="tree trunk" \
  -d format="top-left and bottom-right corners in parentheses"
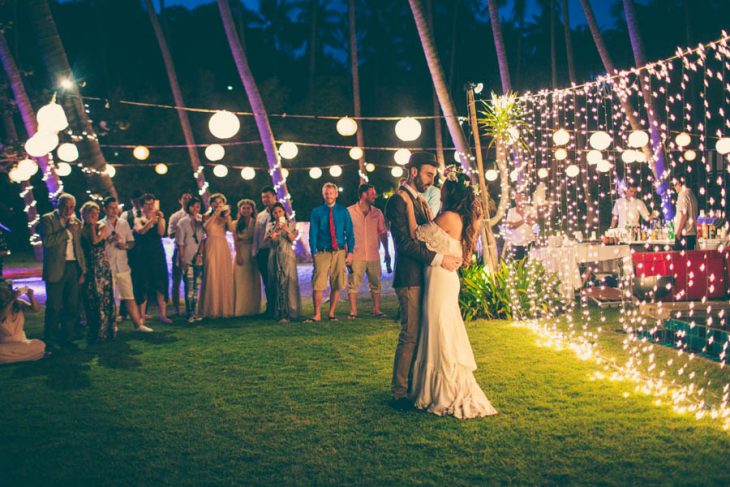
top-left (550, 0), bottom-right (558, 89)
top-left (26, 0), bottom-right (117, 199)
top-left (408, 0), bottom-right (470, 172)
top-left (0, 29), bottom-right (61, 198)
top-left (348, 0), bottom-right (366, 184)
top-left (447, 1), bottom-right (458, 91)
top-left (145, 0), bottom-right (210, 201)
top-left (561, 0), bottom-right (576, 83)
top-left (307, 0), bottom-right (318, 94)
top-left (425, 0), bottom-right (444, 168)
top-left (487, 0), bottom-right (511, 93)
top-left (217, 0), bottom-right (293, 213)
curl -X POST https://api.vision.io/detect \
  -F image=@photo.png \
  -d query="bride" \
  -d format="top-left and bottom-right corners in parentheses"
top-left (408, 166), bottom-right (497, 419)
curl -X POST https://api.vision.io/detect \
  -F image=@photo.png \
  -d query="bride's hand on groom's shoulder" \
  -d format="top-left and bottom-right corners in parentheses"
top-left (441, 254), bottom-right (462, 271)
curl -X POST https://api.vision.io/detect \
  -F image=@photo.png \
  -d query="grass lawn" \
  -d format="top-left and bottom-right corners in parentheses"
top-left (2, 296), bottom-right (729, 486)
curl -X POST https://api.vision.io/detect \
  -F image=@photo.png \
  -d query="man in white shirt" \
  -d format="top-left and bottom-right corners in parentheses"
top-left (101, 197), bottom-right (152, 333)
top-left (167, 189), bottom-right (193, 316)
top-left (505, 193), bottom-right (536, 260)
top-left (610, 184), bottom-right (653, 229)
top-left (251, 186), bottom-right (278, 316)
top-left (672, 175), bottom-right (698, 250)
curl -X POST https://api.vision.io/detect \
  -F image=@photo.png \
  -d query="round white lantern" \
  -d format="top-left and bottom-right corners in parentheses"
top-left (25, 132), bottom-right (59, 157)
top-left (336, 117), bottom-right (358, 136)
top-left (454, 151), bottom-right (464, 163)
top-left (205, 144), bottom-right (225, 161)
top-left (309, 167), bottom-right (323, 179)
top-left (587, 150), bottom-right (603, 165)
top-left (154, 163), bottom-right (168, 175)
top-left (537, 168), bottom-right (549, 179)
top-left (675, 132), bottom-right (691, 148)
top-left (240, 167), bottom-right (256, 180)
top-left (506, 126), bottom-right (520, 143)
top-left (281, 168), bottom-right (289, 178)
top-left (105, 165), bottom-right (116, 178)
top-left (8, 166), bottom-right (24, 183)
top-left (684, 149), bottom-right (697, 161)
top-left (554, 148), bottom-right (568, 161)
top-left (17, 158), bottom-right (39, 178)
top-left (589, 131), bottom-right (612, 150)
top-left (56, 162), bottom-right (73, 177)
top-left (621, 150), bottom-right (637, 164)
top-left (565, 164), bottom-right (580, 178)
top-left (509, 169), bottom-right (519, 182)
top-left (596, 160), bottom-right (613, 173)
top-left (394, 149), bottom-right (412, 166)
top-left (365, 163), bottom-right (375, 173)
top-left (37, 101), bottom-right (68, 133)
top-left (395, 117), bottom-right (422, 141)
top-left (348, 147), bottom-right (364, 160)
top-left (628, 130), bottom-right (649, 148)
top-left (133, 145), bottom-right (150, 160)
top-left (716, 137), bottom-right (730, 155)
top-left (278, 142), bottom-right (298, 160)
top-left (209, 110), bottom-right (240, 139)
top-left (552, 129), bottom-right (570, 146)
top-left (634, 150), bottom-right (647, 163)
top-left (213, 164), bottom-right (228, 178)
top-left (57, 143), bottom-right (79, 162)
top-left (391, 166), bottom-right (404, 178)
top-left (485, 169), bottom-right (498, 181)
top-left (329, 165), bottom-right (343, 177)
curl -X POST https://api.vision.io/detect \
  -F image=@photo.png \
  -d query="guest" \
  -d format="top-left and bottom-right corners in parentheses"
top-left (131, 194), bottom-right (171, 323)
top-left (80, 201), bottom-right (116, 343)
top-left (100, 197), bottom-right (152, 333)
top-left (175, 197), bottom-right (205, 323)
top-left (252, 186), bottom-right (277, 316)
top-left (40, 193), bottom-right (86, 349)
top-left (347, 184), bottom-right (390, 319)
top-left (610, 183), bottom-right (653, 229)
top-left (306, 182), bottom-right (355, 322)
top-left (265, 203), bottom-right (300, 322)
top-left (199, 193), bottom-right (234, 318)
top-left (505, 193), bottom-right (536, 261)
top-left (233, 199), bottom-right (262, 316)
top-left (119, 190), bottom-right (144, 321)
top-left (0, 279), bottom-right (45, 364)
top-left (672, 175), bottom-right (698, 251)
top-left (168, 189), bottom-right (193, 316)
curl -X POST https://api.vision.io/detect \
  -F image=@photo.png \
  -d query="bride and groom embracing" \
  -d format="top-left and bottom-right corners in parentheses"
top-left (385, 152), bottom-right (497, 419)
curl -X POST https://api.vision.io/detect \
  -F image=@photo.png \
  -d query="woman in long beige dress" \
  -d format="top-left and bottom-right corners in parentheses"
top-left (199, 193), bottom-right (235, 318)
top-left (0, 280), bottom-right (45, 364)
top-left (233, 199), bottom-right (262, 316)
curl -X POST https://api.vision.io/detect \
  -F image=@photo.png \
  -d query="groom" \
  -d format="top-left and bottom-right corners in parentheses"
top-left (385, 152), bottom-right (462, 407)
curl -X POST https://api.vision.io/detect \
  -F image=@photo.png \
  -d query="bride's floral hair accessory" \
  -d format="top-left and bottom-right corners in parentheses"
top-left (443, 164), bottom-right (471, 188)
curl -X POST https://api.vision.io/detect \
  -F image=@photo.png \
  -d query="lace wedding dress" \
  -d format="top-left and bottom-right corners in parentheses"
top-left (409, 222), bottom-right (498, 419)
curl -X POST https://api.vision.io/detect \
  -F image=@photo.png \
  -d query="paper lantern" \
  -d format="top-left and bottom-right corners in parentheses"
top-left (675, 132), bottom-right (691, 147)
top-left (589, 131), bottom-right (612, 150)
top-left (565, 164), bottom-right (580, 178)
top-left (628, 130), bottom-right (649, 148)
top-left (133, 146), bottom-right (150, 160)
top-left (596, 160), bottom-right (613, 173)
top-left (8, 166), bottom-right (24, 183)
top-left (684, 149), bottom-right (697, 161)
top-left (56, 162), bottom-right (73, 177)
top-left (37, 101), bottom-right (68, 133)
top-left (553, 129), bottom-right (570, 146)
top-left (349, 147), bottom-right (364, 160)
top-left (391, 166), bottom-right (404, 178)
top-left (105, 165), bottom-right (116, 178)
top-left (395, 117), bottom-right (421, 141)
top-left (336, 117), bottom-right (357, 136)
top-left (509, 169), bottom-right (519, 182)
top-left (281, 168), bottom-right (289, 178)
top-left (716, 137), bottom-right (730, 155)
top-left (329, 165), bottom-right (342, 177)
top-left (587, 150), bottom-right (603, 165)
top-left (506, 126), bottom-right (520, 143)
top-left (213, 164), bottom-right (228, 177)
top-left (240, 167), bottom-right (256, 180)
top-left (621, 150), bottom-right (638, 164)
top-left (209, 110), bottom-right (240, 139)
top-left (205, 144), bottom-right (225, 161)
top-left (279, 142), bottom-right (298, 160)
top-left (634, 150), bottom-right (647, 163)
top-left (57, 143), bottom-right (79, 162)
top-left (485, 169), bottom-right (498, 181)
top-left (17, 158), bottom-right (39, 178)
top-left (394, 149), bottom-right (411, 166)
top-left (25, 132), bottom-right (59, 157)
top-left (365, 163), bottom-right (375, 173)
top-left (309, 167), bottom-right (323, 179)
top-left (554, 148), bottom-right (568, 161)
top-left (538, 168), bottom-right (549, 179)
top-left (154, 163), bottom-right (168, 175)
top-left (453, 151), bottom-right (463, 163)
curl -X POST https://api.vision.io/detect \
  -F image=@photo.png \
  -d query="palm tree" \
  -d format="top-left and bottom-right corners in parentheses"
top-left (487, 0), bottom-right (511, 93)
top-left (144, 0), bottom-right (209, 201)
top-left (511, 0), bottom-right (527, 89)
top-left (348, 0), bottom-right (367, 184)
top-left (26, 0), bottom-right (117, 199)
top-left (549, 0), bottom-right (558, 89)
top-left (561, 0), bottom-right (576, 84)
top-left (425, 0), bottom-right (445, 168)
top-left (217, 0), bottom-right (293, 213)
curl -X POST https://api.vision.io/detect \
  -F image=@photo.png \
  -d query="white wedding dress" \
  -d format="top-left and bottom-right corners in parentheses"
top-left (409, 222), bottom-right (498, 419)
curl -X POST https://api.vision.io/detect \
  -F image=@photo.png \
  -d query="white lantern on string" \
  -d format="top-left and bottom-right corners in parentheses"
top-left (716, 137), bottom-right (730, 155)
top-left (240, 167), bottom-right (256, 180)
top-left (506, 126), bottom-right (520, 143)
top-left (105, 165), bottom-right (116, 178)
top-left (348, 147), bottom-right (364, 160)
top-left (634, 150), bottom-right (647, 162)
top-left (552, 129), bottom-right (570, 146)
top-left (485, 169), bottom-right (498, 181)
top-left (205, 144), bottom-right (225, 161)
top-left (675, 132), bottom-right (691, 147)
top-left (565, 164), bottom-right (580, 178)
top-left (365, 163), bottom-right (375, 172)
top-left (57, 143), bottom-right (79, 162)
top-left (628, 130), bottom-right (649, 148)
top-left (281, 168), bottom-right (289, 178)
top-left (25, 132), bottom-right (59, 157)
top-left (213, 164), bottom-right (228, 177)
top-left (395, 117), bottom-right (421, 141)
top-left (154, 163), bottom-right (168, 175)
top-left (278, 142), bottom-right (298, 160)
top-left (208, 110), bottom-right (240, 139)
top-left (453, 151), bottom-right (463, 163)
top-left (17, 158), bottom-right (39, 178)
top-left (586, 150), bottom-right (602, 165)
top-left (596, 160), bottom-right (613, 173)
top-left (554, 148), bottom-right (568, 161)
top-left (509, 169), bottom-right (519, 182)
top-left (56, 162), bottom-right (73, 177)
top-left (36, 101), bottom-right (68, 133)
top-left (537, 168), bottom-right (549, 179)
top-left (684, 149), bottom-right (697, 161)
top-left (329, 165), bottom-right (343, 177)
top-left (8, 166), bottom-right (24, 183)
top-left (336, 117), bottom-right (358, 136)
top-left (589, 131), bottom-right (612, 150)
top-left (391, 166), bottom-right (404, 178)
top-left (133, 145), bottom-right (150, 160)
top-left (394, 149), bottom-right (411, 166)
top-left (309, 167), bottom-right (322, 179)
top-left (621, 150), bottom-right (638, 164)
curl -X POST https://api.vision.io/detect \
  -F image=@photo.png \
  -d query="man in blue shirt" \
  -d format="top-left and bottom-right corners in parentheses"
top-left (306, 182), bottom-right (355, 322)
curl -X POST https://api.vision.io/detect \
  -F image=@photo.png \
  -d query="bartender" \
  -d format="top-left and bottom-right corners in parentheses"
top-left (672, 175), bottom-right (698, 250)
top-left (506, 193), bottom-right (536, 261)
top-left (610, 183), bottom-right (654, 229)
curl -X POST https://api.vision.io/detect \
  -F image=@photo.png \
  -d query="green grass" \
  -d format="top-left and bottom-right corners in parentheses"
top-left (2, 297), bottom-right (729, 486)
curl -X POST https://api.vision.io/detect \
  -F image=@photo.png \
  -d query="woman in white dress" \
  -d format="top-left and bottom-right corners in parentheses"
top-left (408, 167), bottom-right (497, 419)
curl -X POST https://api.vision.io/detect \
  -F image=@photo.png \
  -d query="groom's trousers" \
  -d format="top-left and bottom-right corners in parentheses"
top-left (392, 286), bottom-right (423, 399)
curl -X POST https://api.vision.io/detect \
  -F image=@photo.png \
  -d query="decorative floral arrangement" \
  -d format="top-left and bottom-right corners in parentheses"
top-left (477, 92), bottom-right (532, 152)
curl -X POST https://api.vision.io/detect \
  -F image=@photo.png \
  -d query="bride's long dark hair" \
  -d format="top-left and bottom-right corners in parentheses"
top-left (440, 178), bottom-right (482, 267)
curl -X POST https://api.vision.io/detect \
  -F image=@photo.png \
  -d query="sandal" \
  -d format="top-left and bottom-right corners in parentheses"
top-left (328, 316), bottom-right (338, 321)
top-left (304, 317), bottom-right (321, 323)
